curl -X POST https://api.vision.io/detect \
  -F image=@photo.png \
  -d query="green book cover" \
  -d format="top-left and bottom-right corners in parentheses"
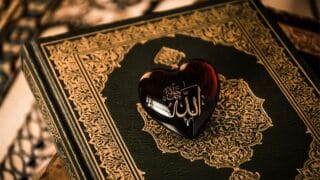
top-left (22, 0), bottom-right (320, 179)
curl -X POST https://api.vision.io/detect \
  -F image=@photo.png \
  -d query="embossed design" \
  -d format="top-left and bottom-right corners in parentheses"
top-left (41, 1), bottom-right (320, 178)
top-left (46, 43), bottom-right (144, 179)
top-left (296, 138), bottom-right (320, 180)
top-left (236, 4), bottom-right (320, 140)
top-left (154, 47), bottom-right (186, 69)
top-left (137, 74), bottom-right (272, 178)
top-left (179, 3), bottom-right (320, 140)
top-left (230, 168), bottom-right (260, 180)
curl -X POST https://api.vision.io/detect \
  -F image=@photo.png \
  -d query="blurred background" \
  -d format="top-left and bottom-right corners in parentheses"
top-left (0, 0), bottom-right (319, 179)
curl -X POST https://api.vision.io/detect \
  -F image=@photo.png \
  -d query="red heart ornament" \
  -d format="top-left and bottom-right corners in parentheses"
top-left (139, 59), bottom-right (220, 138)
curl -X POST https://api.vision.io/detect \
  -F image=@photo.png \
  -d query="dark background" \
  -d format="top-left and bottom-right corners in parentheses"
top-left (105, 35), bottom-right (312, 179)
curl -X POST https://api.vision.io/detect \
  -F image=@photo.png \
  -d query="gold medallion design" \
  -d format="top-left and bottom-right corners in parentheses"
top-left (154, 47), bottom-right (186, 69)
top-left (230, 168), bottom-right (260, 180)
top-left (137, 74), bottom-right (273, 179)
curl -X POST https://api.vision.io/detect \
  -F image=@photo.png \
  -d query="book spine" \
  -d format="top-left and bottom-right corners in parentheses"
top-left (21, 42), bottom-right (79, 179)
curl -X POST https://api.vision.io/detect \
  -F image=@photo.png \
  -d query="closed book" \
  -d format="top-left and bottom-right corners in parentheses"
top-left (22, 0), bottom-right (320, 179)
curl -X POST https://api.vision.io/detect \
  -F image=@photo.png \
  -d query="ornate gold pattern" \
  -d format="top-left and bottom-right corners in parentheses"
top-left (137, 74), bottom-right (272, 178)
top-left (46, 43), bottom-right (144, 179)
top-left (279, 23), bottom-right (320, 56)
top-left (296, 138), bottom-right (320, 180)
top-left (154, 47), bottom-right (186, 69)
top-left (181, 6), bottom-right (320, 142)
top-left (229, 168), bottom-right (260, 180)
top-left (40, 1), bottom-right (320, 178)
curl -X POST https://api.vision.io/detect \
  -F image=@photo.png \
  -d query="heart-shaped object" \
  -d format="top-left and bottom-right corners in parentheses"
top-left (139, 59), bottom-right (220, 138)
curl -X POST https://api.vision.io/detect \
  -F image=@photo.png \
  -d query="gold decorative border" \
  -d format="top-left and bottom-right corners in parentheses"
top-left (38, 0), bottom-right (319, 178)
top-left (137, 74), bottom-right (273, 178)
top-left (45, 43), bottom-right (143, 179)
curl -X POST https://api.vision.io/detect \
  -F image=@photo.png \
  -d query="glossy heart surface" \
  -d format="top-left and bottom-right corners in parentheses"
top-left (139, 60), bottom-right (220, 138)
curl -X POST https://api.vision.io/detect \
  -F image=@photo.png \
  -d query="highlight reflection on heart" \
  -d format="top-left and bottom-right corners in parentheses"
top-left (139, 59), bottom-right (220, 138)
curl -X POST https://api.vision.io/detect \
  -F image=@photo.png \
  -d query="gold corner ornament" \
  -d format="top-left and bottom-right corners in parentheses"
top-left (137, 74), bottom-right (273, 179)
top-left (41, 0), bottom-right (319, 178)
top-left (230, 168), bottom-right (260, 180)
top-left (154, 47), bottom-right (186, 69)
top-left (296, 138), bottom-right (320, 180)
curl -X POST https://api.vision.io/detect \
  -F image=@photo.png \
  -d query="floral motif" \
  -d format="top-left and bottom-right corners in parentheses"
top-left (230, 168), bottom-right (260, 180)
top-left (296, 138), bottom-right (320, 180)
top-left (46, 43), bottom-right (143, 179)
top-left (154, 47), bottom-right (186, 69)
top-left (137, 75), bottom-right (273, 178)
top-left (40, 1), bottom-right (319, 178)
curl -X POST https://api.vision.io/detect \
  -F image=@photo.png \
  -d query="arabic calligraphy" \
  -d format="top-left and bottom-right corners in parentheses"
top-left (162, 82), bottom-right (205, 126)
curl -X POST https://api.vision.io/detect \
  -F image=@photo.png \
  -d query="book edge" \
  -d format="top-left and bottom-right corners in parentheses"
top-left (252, 0), bottom-right (320, 91)
top-left (21, 42), bottom-right (86, 179)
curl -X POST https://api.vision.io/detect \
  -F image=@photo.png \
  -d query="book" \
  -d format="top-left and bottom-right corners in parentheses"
top-left (22, 0), bottom-right (320, 179)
